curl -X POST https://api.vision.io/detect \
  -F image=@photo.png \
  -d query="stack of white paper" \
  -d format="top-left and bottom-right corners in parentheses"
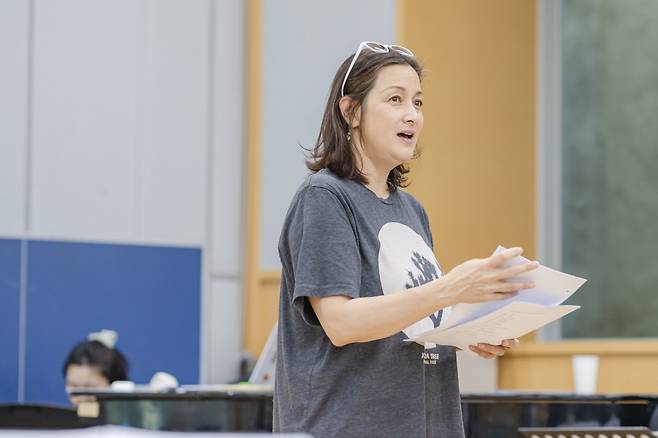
top-left (409, 246), bottom-right (587, 351)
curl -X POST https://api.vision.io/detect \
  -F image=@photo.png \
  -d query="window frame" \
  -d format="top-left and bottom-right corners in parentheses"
top-left (537, 0), bottom-right (563, 341)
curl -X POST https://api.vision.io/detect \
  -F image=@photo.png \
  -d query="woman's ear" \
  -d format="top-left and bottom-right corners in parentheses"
top-left (339, 96), bottom-right (360, 129)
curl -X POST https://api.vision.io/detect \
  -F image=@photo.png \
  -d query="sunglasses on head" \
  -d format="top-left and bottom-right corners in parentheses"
top-left (340, 41), bottom-right (415, 97)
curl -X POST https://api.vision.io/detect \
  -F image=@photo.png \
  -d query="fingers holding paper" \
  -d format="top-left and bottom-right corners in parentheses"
top-left (468, 338), bottom-right (520, 359)
top-left (494, 259), bottom-right (542, 282)
top-left (440, 247), bottom-right (540, 305)
top-left (409, 248), bottom-right (586, 350)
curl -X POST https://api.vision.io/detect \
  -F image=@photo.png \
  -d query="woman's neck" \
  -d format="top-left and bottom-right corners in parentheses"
top-left (358, 156), bottom-right (391, 199)
top-left (352, 135), bottom-right (393, 199)
top-left (365, 174), bottom-right (390, 199)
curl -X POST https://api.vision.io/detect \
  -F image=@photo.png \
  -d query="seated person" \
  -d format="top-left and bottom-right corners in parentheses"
top-left (62, 329), bottom-right (129, 405)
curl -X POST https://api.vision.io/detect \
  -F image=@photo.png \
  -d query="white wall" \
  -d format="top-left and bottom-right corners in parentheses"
top-left (29, 0), bottom-right (208, 243)
top-left (0, 0), bottom-right (29, 234)
top-left (207, 0), bottom-right (245, 383)
top-left (259, 0), bottom-right (397, 269)
top-left (0, 0), bottom-right (245, 384)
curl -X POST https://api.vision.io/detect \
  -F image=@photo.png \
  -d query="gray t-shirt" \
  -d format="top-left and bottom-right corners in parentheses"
top-left (274, 169), bottom-right (464, 438)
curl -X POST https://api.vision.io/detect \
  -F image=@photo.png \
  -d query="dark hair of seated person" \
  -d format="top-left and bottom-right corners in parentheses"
top-left (62, 340), bottom-right (129, 384)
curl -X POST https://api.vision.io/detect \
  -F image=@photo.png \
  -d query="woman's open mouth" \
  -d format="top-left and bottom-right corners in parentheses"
top-left (397, 131), bottom-right (415, 144)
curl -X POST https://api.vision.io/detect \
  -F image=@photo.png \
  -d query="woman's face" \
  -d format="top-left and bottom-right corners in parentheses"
top-left (355, 63), bottom-right (424, 171)
top-left (65, 364), bottom-right (110, 405)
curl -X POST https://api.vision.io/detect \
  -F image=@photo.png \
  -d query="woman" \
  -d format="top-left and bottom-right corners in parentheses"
top-left (63, 329), bottom-right (128, 405)
top-left (274, 41), bottom-right (538, 437)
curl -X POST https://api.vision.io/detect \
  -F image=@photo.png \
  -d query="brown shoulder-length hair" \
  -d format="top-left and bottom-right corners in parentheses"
top-left (307, 47), bottom-right (423, 191)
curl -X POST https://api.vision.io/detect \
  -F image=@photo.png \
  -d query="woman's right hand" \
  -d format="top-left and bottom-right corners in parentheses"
top-left (438, 247), bottom-right (539, 304)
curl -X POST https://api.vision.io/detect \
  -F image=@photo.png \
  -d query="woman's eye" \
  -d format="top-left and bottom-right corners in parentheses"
top-left (390, 96), bottom-right (401, 103)
top-left (414, 99), bottom-right (423, 108)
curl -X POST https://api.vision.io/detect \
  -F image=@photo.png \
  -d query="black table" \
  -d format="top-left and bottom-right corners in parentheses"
top-left (461, 392), bottom-right (658, 437)
top-left (71, 384), bottom-right (273, 432)
top-left (68, 387), bottom-right (658, 436)
top-left (0, 403), bottom-right (103, 429)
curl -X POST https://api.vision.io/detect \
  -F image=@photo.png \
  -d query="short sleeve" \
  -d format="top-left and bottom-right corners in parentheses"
top-left (419, 204), bottom-right (434, 250)
top-left (285, 186), bottom-right (361, 326)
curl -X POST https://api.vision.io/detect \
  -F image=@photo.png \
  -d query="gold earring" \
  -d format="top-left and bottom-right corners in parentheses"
top-left (346, 130), bottom-right (351, 142)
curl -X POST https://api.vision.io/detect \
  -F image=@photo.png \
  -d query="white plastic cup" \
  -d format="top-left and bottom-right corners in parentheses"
top-left (572, 354), bottom-right (599, 394)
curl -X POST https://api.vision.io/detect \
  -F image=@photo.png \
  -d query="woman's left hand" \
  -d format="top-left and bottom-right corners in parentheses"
top-left (468, 338), bottom-right (519, 359)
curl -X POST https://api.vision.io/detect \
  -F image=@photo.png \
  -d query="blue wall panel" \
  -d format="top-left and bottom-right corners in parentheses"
top-left (24, 240), bottom-right (201, 404)
top-left (0, 239), bottom-right (21, 402)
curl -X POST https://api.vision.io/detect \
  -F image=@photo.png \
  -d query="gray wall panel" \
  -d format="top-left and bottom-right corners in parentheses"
top-left (0, 0), bottom-right (29, 234)
top-left (30, 0), bottom-right (141, 239)
top-left (260, 0), bottom-right (396, 269)
top-left (136, 0), bottom-right (210, 245)
top-left (205, 0), bottom-right (245, 383)
top-left (210, 0), bottom-right (245, 277)
top-left (29, 0), bottom-right (210, 245)
top-left (208, 278), bottom-right (243, 383)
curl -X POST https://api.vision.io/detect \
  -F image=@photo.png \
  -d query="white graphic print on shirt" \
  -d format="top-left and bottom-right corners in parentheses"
top-left (377, 222), bottom-right (451, 340)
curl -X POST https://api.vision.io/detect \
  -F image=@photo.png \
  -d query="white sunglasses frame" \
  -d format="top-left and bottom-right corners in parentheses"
top-left (340, 41), bottom-right (415, 97)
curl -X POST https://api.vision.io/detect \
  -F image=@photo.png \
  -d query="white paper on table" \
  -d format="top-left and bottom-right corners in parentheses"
top-left (411, 301), bottom-right (580, 351)
top-left (437, 246), bottom-right (587, 331)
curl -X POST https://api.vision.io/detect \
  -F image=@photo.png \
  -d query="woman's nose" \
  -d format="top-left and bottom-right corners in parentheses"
top-left (404, 107), bottom-right (418, 124)
top-left (403, 100), bottom-right (420, 119)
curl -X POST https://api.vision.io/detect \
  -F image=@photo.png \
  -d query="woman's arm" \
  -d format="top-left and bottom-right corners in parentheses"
top-left (310, 280), bottom-right (452, 347)
top-left (310, 247), bottom-right (538, 347)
